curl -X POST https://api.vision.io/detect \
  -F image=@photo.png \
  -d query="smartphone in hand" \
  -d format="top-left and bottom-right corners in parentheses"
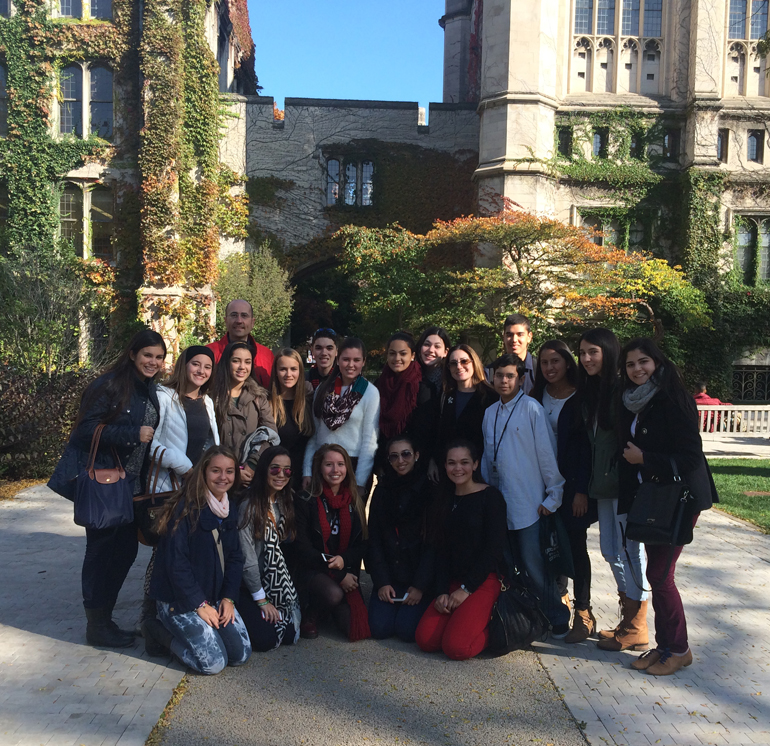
top-left (392, 593), bottom-right (409, 603)
top-left (321, 553), bottom-right (334, 562)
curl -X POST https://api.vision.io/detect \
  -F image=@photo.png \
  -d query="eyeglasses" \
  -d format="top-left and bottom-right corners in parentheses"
top-left (449, 358), bottom-right (472, 368)
top-left (268, 465), bottom-right (293, 477)
top-left (388, 450), bottom-right (414, 463)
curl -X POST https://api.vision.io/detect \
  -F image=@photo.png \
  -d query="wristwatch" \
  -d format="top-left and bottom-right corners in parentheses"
top-left (460, 584), bottom-right (470, 594)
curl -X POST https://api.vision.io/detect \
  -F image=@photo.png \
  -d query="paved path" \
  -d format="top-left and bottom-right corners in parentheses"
top-left (0, 486), bottom-right (183, 746)
top-left (3, 486), bottom-right (770, 746)
top-left (702, 437), bottom-right (770, 459)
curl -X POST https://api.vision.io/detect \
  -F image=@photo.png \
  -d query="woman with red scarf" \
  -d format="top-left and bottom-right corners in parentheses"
top-left (290, 444), bottom-right (370, 641)
top-left (375, 332), bottom-right (438, 474)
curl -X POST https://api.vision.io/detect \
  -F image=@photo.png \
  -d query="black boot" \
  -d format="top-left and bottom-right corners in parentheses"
top-left (135, 595), bottom-right (157, 637)
top-left (85, 608), bottom-right (135, 648)
top-left (105, 601), bottom-right (138, 638)
top-left (141, 618), bottom-right (174, 657)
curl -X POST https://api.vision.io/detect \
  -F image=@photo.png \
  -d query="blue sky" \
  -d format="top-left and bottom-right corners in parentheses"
top-left (246, 0), bottom-right (445, 109)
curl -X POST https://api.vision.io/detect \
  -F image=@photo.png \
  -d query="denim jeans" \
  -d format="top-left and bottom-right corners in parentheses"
top-left (368, 583), bottom-right (431, 642)
top-left (157, 600), bottom-right (251, 675)
top-left (507, 521), bottom-right (570, 627)
top-left (596, 499), bottom-right (649, 602)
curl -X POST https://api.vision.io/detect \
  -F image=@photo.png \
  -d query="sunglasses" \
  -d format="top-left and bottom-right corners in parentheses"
top-left (449, 358), bottom-right (472, 368)
top-left (388, 450), bottom-right (414, 463)
top-left (268, 465), bottom-right (293, 477)
top-left (314, 328), bottom-right (337, 338)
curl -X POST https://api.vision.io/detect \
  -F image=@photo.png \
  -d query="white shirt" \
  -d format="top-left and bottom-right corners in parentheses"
top-left (481, 390), bottom-right (564, 530)
top-left (542, 389), bottom-right (575, 437)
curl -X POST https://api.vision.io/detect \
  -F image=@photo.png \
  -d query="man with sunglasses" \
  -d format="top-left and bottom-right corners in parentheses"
top-left (208, 299), bottom-right (274, 388)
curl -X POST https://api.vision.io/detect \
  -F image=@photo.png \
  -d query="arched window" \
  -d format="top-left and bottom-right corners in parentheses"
top-left (59, 0), bottom-right (81, 18)
top-left (0, 64), bottom-right (7, 139)
top-left (91, 0), bottom-right (112, 20)
top-left (326, 159), bottom-right (340, 206)
top-left (344, 163), bottom-right (357, 206)
top-left (60, 65), bottom-right (82, 136)
top-left (60, 184), bottom-right (83, 255)
top-left (361, 161), bottom-right (374, 207)
top-left (90, 65), bottom-right (113, 139)
top-left (748, 130), bottom-right (764, 163)
top-left (90, 185), bottom-right (114, 260)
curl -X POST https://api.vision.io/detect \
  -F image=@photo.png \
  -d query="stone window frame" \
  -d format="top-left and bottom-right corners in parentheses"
top-left (56, 62), bottom-right (114, 141)
top-left (324, 156), bottom-right (375, 208)
top-left (569, 0), bottom-right (665, 95)
top-left (717, 128), bottom-right (730, 163)
top-left (726, 0), bottom-right (769, 96)
top-left (579, 211), bottom-right (646, 251)
top-left (50, 0), bottom-right (112, 21)
top-left (747, 128), bottom-right (765, 163)
top-left (58, 180), bottom-right (116, 262)
top-left (735, 214), bottom-right (770, 284)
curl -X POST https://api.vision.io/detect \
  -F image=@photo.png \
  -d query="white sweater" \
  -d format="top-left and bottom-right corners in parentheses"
top-left (302, 382), bottom-right (380, 486)
top-left (149, 385), bottom-right (219, 493)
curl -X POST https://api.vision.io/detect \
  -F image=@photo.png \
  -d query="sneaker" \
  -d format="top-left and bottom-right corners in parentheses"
top-left (551, 623), bottom-right (570, 639)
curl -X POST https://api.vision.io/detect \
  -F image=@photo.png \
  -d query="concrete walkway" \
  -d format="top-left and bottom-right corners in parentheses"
top-left (0, 486), bottom-right (183, 746)
top-left (2, 485), bottom-right (770, 746)
top-left (702, 437), bottom-right (770, 459)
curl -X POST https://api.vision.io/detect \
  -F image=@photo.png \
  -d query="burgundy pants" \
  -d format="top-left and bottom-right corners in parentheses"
top-left (415, 574), bottom-right (501, 661)
top-left (644, 513), bottom-right (699, 654)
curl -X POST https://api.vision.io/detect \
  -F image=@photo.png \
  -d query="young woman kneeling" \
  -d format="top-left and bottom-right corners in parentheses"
top-left (238, 446), bottom-right (301, 650)
top-left (415, 440), bottom-right (507, 661)
top-left (145, 446), bottom-right (252, 674)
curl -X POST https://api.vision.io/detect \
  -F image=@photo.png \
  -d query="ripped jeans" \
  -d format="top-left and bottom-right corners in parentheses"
top-left (156, 600), bottom-right (251, 675)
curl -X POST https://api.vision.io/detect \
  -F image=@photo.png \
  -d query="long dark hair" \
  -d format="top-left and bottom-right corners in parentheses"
top-left (156, 445), bottom-right (240, 536)
top-left (74, 329), bottom-right (166, 428)
top-left (313, 337), bottom-right (367, 419)
top-left (210, 342), bottom-right (268, 431)
top-left (576, 328), bottom-right (620, 431)
top-left (531, 340), bottom-right (578, 403)
top-left (416, 326), bottom-right (450, 371)
top-left (239, 445), bottom-right (296, 541)
top-left (163, 346), bottom-right (215, 399)
top-left (620, 337), bottom-right (694, 413)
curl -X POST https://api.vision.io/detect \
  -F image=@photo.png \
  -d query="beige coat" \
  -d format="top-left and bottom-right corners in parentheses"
top-left (220, 378), bottom-right (278, 467)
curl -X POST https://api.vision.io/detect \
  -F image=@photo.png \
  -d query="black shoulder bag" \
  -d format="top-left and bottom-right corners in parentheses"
top-left (487, 572), bottom-right (549, 655)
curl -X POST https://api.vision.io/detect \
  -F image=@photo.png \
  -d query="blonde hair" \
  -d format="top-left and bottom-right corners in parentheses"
top-left (309, 444), bottom-right (368, 539)
top-left (269, 348), bottom-right (312, 435)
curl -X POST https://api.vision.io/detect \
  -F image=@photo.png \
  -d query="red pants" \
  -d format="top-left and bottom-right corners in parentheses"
top-left (415, 574), bottom-right (501, 661)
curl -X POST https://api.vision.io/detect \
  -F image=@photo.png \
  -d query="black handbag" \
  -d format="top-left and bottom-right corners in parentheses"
top-left (487, 573), bottom-right (549, 655)
top-left (625, 458), bottom-right (695, 547)
top-left (74, 424), bottom-right (134, 530)
top-left (133, 447), bottom-right (180, 546)
top-left (539, 512), bottom-right (575, 578)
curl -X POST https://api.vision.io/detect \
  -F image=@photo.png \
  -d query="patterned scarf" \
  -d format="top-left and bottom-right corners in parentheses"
top-left (261, 506), bottom-right (301, 646)
top-left (321, 374), bottom-right (369, 431)
top-left (316, 485), bottom-right (371, 641)
top-left (375, 362), bottom-right (422, 440)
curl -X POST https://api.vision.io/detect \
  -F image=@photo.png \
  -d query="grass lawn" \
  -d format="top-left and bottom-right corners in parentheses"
top-left (708, 458), bottom-right (770, 533)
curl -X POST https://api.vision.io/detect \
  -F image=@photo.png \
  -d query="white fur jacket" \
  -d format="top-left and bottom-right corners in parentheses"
top-left (149, 385), bottom-right (219, 493)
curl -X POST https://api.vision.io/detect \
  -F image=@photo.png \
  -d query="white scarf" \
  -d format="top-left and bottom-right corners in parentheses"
top-left (206, 489), bottom-right (230, 519)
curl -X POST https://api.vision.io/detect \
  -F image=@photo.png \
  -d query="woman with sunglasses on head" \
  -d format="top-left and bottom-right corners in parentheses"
top-left (210, 342), bottom-right (279, 489)
top-left (366, 435), bottom-right (434, 642)
top-left (577, 328), bottom-right (649, 652)
top-left (618, 338), bottom-right (717, 675)
top-left (428, 344), bottom-right (498, 483)
top-left (307, 328), bottom-right (338, 391)
top-left (375, 331), bottom-right (438, 474)
top-left (269, 348), bottom-right (314, 489)
top-left (302, 337), bottom-right (380, 491)
top-left (238, 446), bottom-right (301, 651)
top-left (416, 326), bottom-right (451, 398)
top-left (532, 340), bottom-right (598, 643)
top-left (144, 446), bottom-right (251, 674)
top-left (292, 444), bottom-right (369, 641)
top-left (50, 329), bottom-right (166, 648)
top-left (415, 440), bottom-right (507, 661)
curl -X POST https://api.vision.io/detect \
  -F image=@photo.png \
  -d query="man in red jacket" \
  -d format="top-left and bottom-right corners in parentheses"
top-left (207, 299), bottom-right (274, 388)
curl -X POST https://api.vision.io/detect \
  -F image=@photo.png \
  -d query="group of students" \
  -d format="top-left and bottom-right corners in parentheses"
top-left (49, 301), bottom-right (717, 678)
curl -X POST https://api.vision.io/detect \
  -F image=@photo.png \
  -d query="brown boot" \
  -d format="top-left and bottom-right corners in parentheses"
top-left (565, 607), bottom-right (596, 644)
top-left (598, 591), bottom-right (627, 640)
top-left (597, 599), bottom-right (649, 651)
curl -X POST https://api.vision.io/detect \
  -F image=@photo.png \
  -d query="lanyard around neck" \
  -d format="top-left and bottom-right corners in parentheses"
top-left (493, 391), bottom-right (524, 461)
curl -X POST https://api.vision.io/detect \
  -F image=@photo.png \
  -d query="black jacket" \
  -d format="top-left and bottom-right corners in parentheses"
top-left (366, 469), bottom-right (435, 593)
top-left (435, 385), bottom-right (499, 463)
top-left (555, 396), bottom-right (598, 530)
top-left (149, 502), bottom-right (244, 614)
top-left (48, 372), bottom-right (160, 500)
top-left (433, 485), bottom-right (507, 596)
top-left (618, 389), bottom-right (718, 515)
top-left (288, 490), bottom-right (367, 586)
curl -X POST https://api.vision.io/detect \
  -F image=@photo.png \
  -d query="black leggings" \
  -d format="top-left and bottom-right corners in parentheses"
top-left (238, 591), bottom-right (297, 652)
top-left (307, 573), bottom-right (351, 636)
top-left (556, 526), bottom-right (592, 611)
